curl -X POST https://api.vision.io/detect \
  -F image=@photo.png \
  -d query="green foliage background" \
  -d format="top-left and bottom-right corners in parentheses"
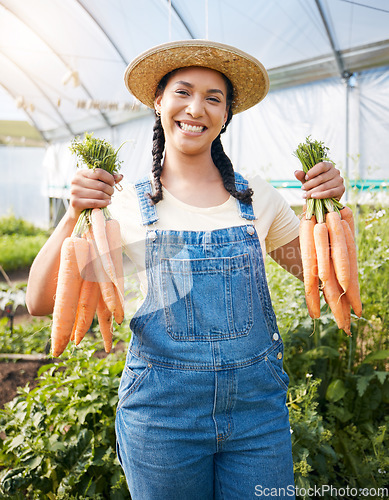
top-left (0, 214), bottom-right (49, 272)
top-left (266, 203), bottom-right (389, 499)
top-left (0, 205), bottom-right (388, 499)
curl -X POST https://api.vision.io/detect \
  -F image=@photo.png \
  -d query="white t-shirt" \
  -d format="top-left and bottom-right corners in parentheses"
top-left (109, 174), bottom-right (300, 295)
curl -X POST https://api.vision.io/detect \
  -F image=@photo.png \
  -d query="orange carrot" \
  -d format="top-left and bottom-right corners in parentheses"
top-left (340, 290), bottom-right (352, 336)
top-left (340, 205), bottom-right (355, 237)
top-left (85, 228), bottom-right (117, 314)
top-left (336, 272), bottom-right (351, 335)
top-left (299, 217), bottom-right (320, 319)
top-left (51, 236), bottom-right (89, 357)
top-left (91, 208), bottom-right (118, 287)
top-left (323, 260), bottom-right (346, 331)
top-left (74, 279), bottom-right (100, 346)
top-left (326, 211), bottom-right (350, 292)
top-left (70, 278), bottom-right (83, 343)
top-left (106, 218), bottom-right (124, 324)
top-left (341, 220), bottom-right (362, 317)
top-left (96, 293), bottom-right (113, 353)
top-left (313, 222), bottom-right (330, 285)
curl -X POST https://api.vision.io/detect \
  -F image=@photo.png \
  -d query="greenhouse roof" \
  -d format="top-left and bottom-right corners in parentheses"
top-left (0, 0), bottom-right (388, 143)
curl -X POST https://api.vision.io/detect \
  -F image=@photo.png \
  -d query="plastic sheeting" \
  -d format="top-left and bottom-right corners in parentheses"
top-left (43, 66), bottom-right (389, 200)
top-left (2, 65), bottom-right (388, 228)
top-left (1, 0), bottom-right (389, 141)
top-left (0, 146), bottom-right (48, 227)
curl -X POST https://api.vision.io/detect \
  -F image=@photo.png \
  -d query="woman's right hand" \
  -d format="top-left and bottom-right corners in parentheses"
top-left (26, 168), bottom-right (123, 316)
top-left (69, 168), bottom-right (123, 220)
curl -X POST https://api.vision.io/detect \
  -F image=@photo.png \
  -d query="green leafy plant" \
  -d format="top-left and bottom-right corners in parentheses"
top-left (0, 317), bottom-right (51, 355)
top-left (0, 214), bottom-right (48, 237)
top-left (0, 346), bottom-right (130, 499)
top-left (0, 234), bottom-right (48, 273)
top-left (0, 215), bottom-right (49, 272)
top-left (288, 377), bottom-right (337, 493)
top-left (70, 133), bottom-right (123, 174)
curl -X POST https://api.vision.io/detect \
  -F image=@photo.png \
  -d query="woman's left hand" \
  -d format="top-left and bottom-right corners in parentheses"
top-left (294, 161), bottom-right (345, 201)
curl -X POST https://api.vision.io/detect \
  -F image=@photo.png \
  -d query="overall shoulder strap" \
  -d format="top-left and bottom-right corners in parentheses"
top-left (234, 172), bottom-right (256, 221)
top-left (134, 176), bottom-right (159, 226)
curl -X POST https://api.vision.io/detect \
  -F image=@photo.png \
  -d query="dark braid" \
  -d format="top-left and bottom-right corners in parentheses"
top-left (148, 114), bottom-right (165, 204)
top-left (147, 71), bottom-right (175, 204)
top-left (211, 107), bottom-right (253, 204)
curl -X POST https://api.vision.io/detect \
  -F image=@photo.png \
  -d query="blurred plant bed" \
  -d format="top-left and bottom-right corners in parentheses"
top-left (0, 214), bottom-right (49, 275)
top-left (0, 270), bottom-right (30, 339)
top-left (0, 343), bottom-right (130, 498)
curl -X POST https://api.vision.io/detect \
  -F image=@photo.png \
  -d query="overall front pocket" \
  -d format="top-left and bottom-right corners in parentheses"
top-left (161, 253), bottom-right (253, 341)
top-left (265, 344), bottom-right (289, 392)
top-left (117, 353), bottom-right (152, 411)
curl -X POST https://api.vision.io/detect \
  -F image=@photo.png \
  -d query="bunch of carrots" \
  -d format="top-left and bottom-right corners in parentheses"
top-left (295, 137), bottom-right (362, 335)
top-left (51, 134), bottom-right (125, 357)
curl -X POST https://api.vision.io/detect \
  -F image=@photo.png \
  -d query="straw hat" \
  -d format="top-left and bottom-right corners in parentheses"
top-left (124, 39), bottom-right (269, 114)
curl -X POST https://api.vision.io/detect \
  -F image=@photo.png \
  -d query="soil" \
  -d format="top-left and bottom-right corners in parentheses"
top-left (0, 359), bottom-right (47, 409)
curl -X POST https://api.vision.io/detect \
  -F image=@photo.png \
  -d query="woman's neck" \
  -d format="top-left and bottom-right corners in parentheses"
top-left (159, 148), bottom-right (229, 208)
top-left (161, 146), bottom-right (217, 183)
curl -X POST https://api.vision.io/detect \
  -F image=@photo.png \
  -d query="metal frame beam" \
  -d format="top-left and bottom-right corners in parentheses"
top-left (314, 0), bottom-right (351, 79)
top-left (74, 0), bottom-right (128, 65)
top-left (0, 51), bottom-right (75, 135)
top-left (168, 0), bottom-right (196, 39)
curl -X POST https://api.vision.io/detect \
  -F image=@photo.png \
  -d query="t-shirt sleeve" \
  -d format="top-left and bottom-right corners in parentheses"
top-left (108, 181), bottom-right (145, 261)
top-left (265, 192), bottom-right (300, 253)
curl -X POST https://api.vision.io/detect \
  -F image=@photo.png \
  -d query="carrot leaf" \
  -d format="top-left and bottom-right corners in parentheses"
top-left (70, 133), bottom-right (124, 174)
top-left (69, 134), bottom-right (124, 237)
top-left (294, 136), bottom-right (340, 221)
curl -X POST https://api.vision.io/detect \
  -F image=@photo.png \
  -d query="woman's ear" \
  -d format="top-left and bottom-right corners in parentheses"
top-left (224, 105), bottom-right (230, 124)
top-left (154, 95), bottom-right (162, 116)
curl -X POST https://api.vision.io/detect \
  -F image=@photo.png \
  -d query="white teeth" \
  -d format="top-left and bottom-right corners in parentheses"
top-left (179, 122), bottom-right (204, 133)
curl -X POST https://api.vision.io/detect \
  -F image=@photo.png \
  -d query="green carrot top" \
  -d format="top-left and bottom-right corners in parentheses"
top-left (70, 133), bottom-right (123, 174)
top-left (294, 136), bottom-right (343, 222)
top-left (293, 135), bottom-right (331, 174)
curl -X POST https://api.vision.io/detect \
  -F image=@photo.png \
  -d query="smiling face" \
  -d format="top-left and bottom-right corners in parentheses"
top-left (154, 66), bottom-right (230, 157)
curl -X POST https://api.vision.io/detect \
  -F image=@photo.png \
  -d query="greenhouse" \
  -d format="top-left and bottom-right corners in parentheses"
top-left (1, 0), bottom-right (388, 227)
top-left (0, 1), bottom-right (388, 499)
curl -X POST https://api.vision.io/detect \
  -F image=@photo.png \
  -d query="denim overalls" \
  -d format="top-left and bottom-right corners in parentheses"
top-left (115, 173), bottom-right (295, 500)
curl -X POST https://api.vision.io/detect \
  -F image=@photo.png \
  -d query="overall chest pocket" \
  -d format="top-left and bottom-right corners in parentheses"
top-left (161, 253), bottom-right (253, 341)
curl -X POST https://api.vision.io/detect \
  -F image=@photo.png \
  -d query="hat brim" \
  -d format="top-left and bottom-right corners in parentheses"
top-left (124, 40), bottom-right (269, 114)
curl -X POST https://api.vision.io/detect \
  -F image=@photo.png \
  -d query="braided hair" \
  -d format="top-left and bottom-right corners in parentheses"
top-left (148, 69), bottom-right (253, 205)
top-left (211, 107), bottom-right (253, 204)
top-left (148, 115), bottom-right (165, 204)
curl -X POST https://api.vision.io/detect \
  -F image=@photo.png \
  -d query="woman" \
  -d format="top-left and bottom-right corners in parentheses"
top-left (27, 40), bottom-right (344, 499)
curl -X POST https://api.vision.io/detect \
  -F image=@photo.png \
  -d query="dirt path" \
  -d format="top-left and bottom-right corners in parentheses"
top-left (0, 359), bottom-right (48, 409)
